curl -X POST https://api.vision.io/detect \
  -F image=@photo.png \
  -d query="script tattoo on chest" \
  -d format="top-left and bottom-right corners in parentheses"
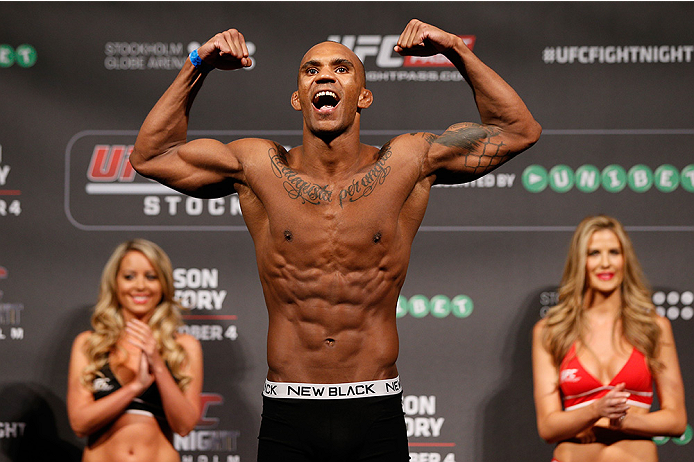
top-left (268, 142), bottom-right (393, 208)
top-left (435, 123), bottom-right (507, 175)
top-left (337, 142), bottom-right (393, 208)
top-left (268, 144), bottom-right (333, 205)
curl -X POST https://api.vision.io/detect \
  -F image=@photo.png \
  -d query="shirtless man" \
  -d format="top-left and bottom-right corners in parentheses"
top-left (131, 19), bottom-right (541, 461)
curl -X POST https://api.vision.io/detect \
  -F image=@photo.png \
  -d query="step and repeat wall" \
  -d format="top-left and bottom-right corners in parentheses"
top-left (1, 2), bottom-right (693, 461)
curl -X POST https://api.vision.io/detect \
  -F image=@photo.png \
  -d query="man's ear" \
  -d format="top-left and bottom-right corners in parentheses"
top-left (291, 91), bottom-right (302, 111)
top-left (358, 89), bottom-right (373, 109)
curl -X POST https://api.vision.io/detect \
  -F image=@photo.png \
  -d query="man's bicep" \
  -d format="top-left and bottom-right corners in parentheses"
top-left (133, 138), bottom-right (244, 198)
top-left (427, 123), bottom-right (513, 184)
top-left (180, 138), bottom-right (244, 177)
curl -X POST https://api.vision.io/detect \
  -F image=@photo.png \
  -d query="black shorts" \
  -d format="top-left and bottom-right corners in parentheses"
top-left (257, 393), bottom-right (409, 461)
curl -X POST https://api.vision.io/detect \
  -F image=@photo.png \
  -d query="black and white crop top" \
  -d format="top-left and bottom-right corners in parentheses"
top-left (92, 362), bottom-right (167, 420)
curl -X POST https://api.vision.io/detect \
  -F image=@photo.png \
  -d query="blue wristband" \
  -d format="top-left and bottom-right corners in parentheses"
top-left (189, 49), bottom-right (214, 73)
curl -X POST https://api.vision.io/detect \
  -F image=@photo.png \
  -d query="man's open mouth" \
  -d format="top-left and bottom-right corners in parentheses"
top-left (312, 90), bottom-right (340, 110)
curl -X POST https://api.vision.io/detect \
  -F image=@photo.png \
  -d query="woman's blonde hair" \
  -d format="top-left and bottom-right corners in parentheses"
top-left (542, 215), bottom-right (661, 371)
top-left (81, 239), bottom-right (191, 391)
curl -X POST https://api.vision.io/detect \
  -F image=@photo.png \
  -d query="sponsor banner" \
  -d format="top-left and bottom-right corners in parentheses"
top-left (542, 45), bottom-right (694, 65)
top-left (2, 2), bottom-right (693, 461)
top-left (67, 131), bottom-right (694, 231)
top-left (328, 34), bottom-right (475, 83)
top-left (522, 163), bottom-right (694, 194)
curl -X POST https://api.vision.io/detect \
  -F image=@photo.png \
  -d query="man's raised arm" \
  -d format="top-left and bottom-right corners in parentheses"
top-left (395, 19), bottom-right (542, 184)
top-left (130, 29), bottom-right (252, 198)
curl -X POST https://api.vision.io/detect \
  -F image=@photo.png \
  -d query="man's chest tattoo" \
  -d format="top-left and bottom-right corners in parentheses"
top-left (267, 143), bottom-right (393, 208)
top-left (338, 144), bottom-right (392, 208)
top-left (269, 144), bottom-right (333, 205)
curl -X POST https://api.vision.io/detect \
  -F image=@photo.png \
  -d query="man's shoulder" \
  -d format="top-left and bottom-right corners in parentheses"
top-left (383, 132), bottom-right (438, 154)
top-left (379, 132), bottom-right (437, 166)
top-left (227, 138), bottom-right (289, 166)
top-left (230, 137), bottom-right (284, 152)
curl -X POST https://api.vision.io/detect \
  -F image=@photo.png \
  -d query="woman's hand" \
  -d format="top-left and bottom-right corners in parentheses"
top-left (575, 427), bottom-right (596, 443)
top-left (592, 382), bottom-right (630, 423)
top-left (126, 320), bottom-right (157, 392)
top-left (133, 348), bottom-right (155, 392)
top-left (126, 319), bottom-right (160, 363)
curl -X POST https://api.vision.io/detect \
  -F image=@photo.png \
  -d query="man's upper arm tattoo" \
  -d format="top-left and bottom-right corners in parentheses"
top-left (435, 123), bottom-right (509, 175)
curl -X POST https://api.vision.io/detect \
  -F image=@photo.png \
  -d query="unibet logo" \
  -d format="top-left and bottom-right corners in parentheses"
top-left (654, 424), bottom-right (693, 446)
top-left (0, 44), bottom-right (37, 68)
top-left (522, 164), bottom-right (694, 193)
top-left (396, 295), bottom-right (473, 318)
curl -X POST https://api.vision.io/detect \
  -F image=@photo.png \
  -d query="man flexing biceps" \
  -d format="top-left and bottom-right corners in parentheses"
top-left (131, 19), bottom-right (541, 461)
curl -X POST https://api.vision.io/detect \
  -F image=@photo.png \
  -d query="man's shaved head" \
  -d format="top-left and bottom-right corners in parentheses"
top-left (298, 41), bottom-right (366, 87)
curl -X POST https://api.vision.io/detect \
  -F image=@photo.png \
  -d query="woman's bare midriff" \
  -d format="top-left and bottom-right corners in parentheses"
top-left (82, 413), bottom-right (178, 462)
top-left (554, 409), bottom-right (658, 462)
top-left (554, 439), bottom-right (657, 462)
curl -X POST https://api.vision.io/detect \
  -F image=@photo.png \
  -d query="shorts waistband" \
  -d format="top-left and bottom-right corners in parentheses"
top-left (263, 376), bottom-right (402, 400)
